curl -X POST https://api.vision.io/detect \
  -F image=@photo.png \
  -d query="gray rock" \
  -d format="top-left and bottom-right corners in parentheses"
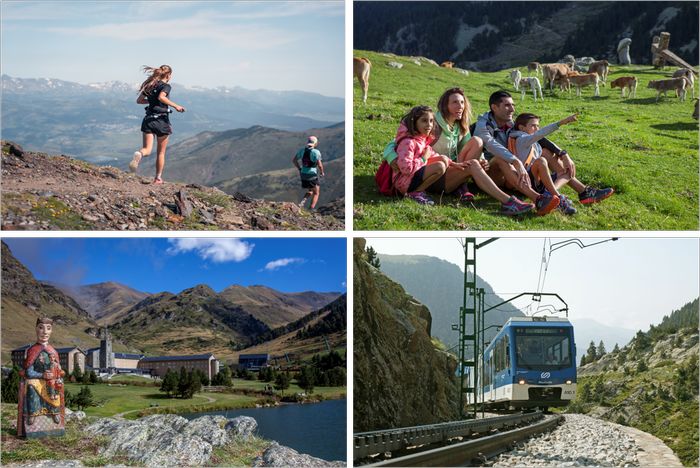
top-left (387, 61), bottom-right (403, 69)
top-left (225, 415), bottom-right (258, 440)
top-left (9, 460), bottom-right (84, 467)
top-left (65, 409), bottom-right (86, 422)
top-left (252, 442), bottom-right (345, 467)
top-left (183, 415), bottom-right (229, 446)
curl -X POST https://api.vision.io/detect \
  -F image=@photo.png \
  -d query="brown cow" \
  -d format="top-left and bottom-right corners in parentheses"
top-left (672, 69), bottom-right (696, 99)
top-left (566, 73), bottom-right (600, 97)
top-left (587, 60), bottom-right (610, 84)
top-left (610, 76), bottom-right (637, 98)
top-left (527, 62), bottom-right (542, 76)
top-left (440, 61), bottom-right (454, 68)
top-left (353, 57), bottom-right (371, 104)
top-left (542, 63), bottom-right (572, 91)
top-left (647, 78), bottom-right (688, 102)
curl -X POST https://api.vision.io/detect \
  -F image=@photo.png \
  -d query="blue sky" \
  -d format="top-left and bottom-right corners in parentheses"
top-left (367, 237), bottom-right (700, 331)
top-left (1, 1), bottom-right (344, 97)
top-left (4, 238), bottom-right (347, 294)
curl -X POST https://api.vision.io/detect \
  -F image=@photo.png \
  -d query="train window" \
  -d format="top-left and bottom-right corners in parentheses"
top-left (514, 327), bottom-right (572, 369)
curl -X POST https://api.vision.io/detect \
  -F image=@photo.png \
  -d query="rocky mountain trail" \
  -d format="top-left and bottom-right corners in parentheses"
top-left (1, 141), bottom-right (343, 231)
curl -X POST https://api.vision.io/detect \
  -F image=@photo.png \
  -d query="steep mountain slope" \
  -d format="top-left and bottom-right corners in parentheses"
top-left (571, 298), bottom-right (699, 466)
top-left (219, 285), bottom-right (341, 328)
top-left (1, 242), bottom-right (100, 362)
top-left (377, 254), bottom-right (525, 350)
top-left (52, 281), bottom-right (149, 325)
top-left (1, 141), bottom-right (343, 231)
top-left (165, 124), bottom-right (344, 206)
top-left (1, 75), bottom-right (343, 164)
top-left (354, 240), bottom-right (460, 432)
top-left (570, 317), bottom-right (636, 355)
top-left (355, 1), bottom-right (698, 71)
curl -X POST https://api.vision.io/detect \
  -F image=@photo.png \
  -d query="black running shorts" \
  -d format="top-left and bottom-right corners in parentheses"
top-left (141, 115), bottom-right (172, 137)
top-left (301, 177), bottom-right (320, 189)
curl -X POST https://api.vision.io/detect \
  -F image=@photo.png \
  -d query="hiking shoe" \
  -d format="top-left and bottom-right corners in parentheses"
top-left (153, 177), bottom-right (164, 185)
top-left (535, 192), bottom-right (560, 216)
top-left (501, 196), bottom-right (534, 216)
top-left (299, 197), bottom-right (308, 208)
top-left (406, 191), bottom-right (435, 205)
top-left (129, 151), bottom-right (142, 172)
top-left (455, 183), bottom-right (474, 203)
top-left (558, 194), bottom-right (577, 215)
top-left (579, 186), bottom-right (614, 204)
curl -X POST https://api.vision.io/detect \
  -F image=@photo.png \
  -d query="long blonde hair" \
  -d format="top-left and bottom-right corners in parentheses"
top-left (139, 65), bottom-right (172, 95)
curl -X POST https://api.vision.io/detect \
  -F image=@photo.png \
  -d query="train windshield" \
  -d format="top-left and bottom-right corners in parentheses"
top-left (514, 326), bottom-right (572, 369)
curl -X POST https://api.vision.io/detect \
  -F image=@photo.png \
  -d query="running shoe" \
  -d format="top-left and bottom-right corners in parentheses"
top-left (535, 192), bottom-right (560, 216)
top-left (557, 194), bottom-right (577, 215)
top-left (579, 186), bottom-right (614, 204)
top-left (500, 196), bottom-right (534, 216)
top-left (299, 197), bottom-right (309, 208)
top-left (455, 183), bottom-right (474, 203)
top-left (406, 191), bottom-right (435, 205)
top-left (129, 151), bottom-right (142, 172)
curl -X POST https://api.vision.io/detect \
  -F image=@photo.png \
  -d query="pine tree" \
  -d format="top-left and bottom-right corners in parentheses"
top-left (177, 367), bottom-right (190, 398)
top-left (72, 366), bottom-right (83, 383)
top-left (75, 386), bottom-right (94, 410)
top-left (612, 343), bottom-right (620, 354)
top-left (597, 340), bottom-right (607, 358)
top-left (297, 366), bottom-right (315, 394)
top-left (586, 341), bottom-right (598, 362)
top-left (274, 372), bottom-right (291, 393)
top-left (160, 369), bottom-right (178, 397)
top-left (580, 381), bottom-right (591, 402)
top-left (580, 355), bottom-right (588, 367)
top-left (366, 246), bottom-right (381, 269)
top-left (1, 366), bottom-right (20, 403)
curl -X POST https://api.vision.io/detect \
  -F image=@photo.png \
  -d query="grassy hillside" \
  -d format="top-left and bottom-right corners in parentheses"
top-left (353, 50), bottom-right (699, 230)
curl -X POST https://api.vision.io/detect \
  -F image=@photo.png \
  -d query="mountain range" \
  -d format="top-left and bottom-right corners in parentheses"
top-left (355, 1), bottom-right (698, 71)
top-left (1, 241), bottom-right (345, 363)
top-left (166, 123), bottom-right (344, 205)
top-left (1, 75), bottom-right (343, 165)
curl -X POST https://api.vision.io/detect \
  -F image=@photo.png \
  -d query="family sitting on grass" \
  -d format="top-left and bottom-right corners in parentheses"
top-left (384, 88), bottom-right (613, 215)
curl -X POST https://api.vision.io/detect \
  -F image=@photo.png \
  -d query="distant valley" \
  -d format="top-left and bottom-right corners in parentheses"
top-left (1, 75), bottom-right (343, 166)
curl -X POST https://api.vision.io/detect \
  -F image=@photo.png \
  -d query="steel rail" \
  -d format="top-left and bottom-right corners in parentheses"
top-left (367, 414), bottom-right (562, 467)
top-left (354, 412), bottom-right (543, 460)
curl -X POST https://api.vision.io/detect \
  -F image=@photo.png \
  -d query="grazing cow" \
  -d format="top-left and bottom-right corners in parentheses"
top-left (527, 62), bottom-right (542, 76)
top-left (553, 71), bottom-right (580, 93)
top-left (510, 69), bottom-right (522, 91)
top-left (566, 73), bottom-right (600, 97)
top-left (519, 77), bottom-right (544, 101)
top-left (542, 63), bottom-right (572, 91)
top-left (587, 60), bottom-right (610, 84)
top-left (672, 69), bottom-right (696, 99)
top-left (610, 76), bottom-right (638, 98)
top-left (647, 78), bottom-right (688, 102)
top-left (440, 61), bottom-right (454, 68)
top-left (353, 57), bottom-right (371, 104)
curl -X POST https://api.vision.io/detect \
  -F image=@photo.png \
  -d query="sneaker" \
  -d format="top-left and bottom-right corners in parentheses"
top-left (129, 151), bottom-right (142, 172)
top-left (579, 186), bottom-right (614, 204)
top-left (535, 192), bottom-right (560, 216)
top-left (501, 196), bottom-right (534, 216)
top-left (299, 197), bottom-right (308, 208)
top-left (455, 183), bottom-right (474, 203)
top-left (153, 177), bottom-right (164, 185)
top-left (406, 191), bottom-right (435, 205)
top-left (558, 194), bottom-right (577, 215)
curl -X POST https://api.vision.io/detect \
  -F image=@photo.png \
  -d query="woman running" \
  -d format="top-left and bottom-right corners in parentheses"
top-left (130, 65), bottom-right (185, 184)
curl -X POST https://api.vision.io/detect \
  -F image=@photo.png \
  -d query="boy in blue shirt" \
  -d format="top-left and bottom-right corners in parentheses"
top-left (292, 136), bottom-right (325, 210)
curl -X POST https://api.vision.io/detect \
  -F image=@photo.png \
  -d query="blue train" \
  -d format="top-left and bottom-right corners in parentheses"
top-left (469, 316), bottom-right (577, 411)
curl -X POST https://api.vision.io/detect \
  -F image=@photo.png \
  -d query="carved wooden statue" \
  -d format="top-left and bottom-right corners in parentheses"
top-left (17, 317), bottom-right (65, 438)
top-left (617, 38), bottom-right (632, 65)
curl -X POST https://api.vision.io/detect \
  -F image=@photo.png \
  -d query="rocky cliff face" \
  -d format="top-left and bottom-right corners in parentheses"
top-left (353, 239), bottom-right (459, 432)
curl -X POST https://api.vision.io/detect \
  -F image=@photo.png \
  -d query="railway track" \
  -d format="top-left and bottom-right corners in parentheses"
top-left (354, 412), bottom-right (562, 466)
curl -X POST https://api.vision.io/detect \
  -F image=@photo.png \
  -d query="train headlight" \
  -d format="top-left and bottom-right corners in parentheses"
top-left (518, 379), bottom-right (526, 385)
top-left (566, 380), bottom-right (572, 385)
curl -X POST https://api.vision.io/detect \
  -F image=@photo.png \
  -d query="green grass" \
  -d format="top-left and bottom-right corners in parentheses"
top-left (353, 50), bottom-right (699, 230)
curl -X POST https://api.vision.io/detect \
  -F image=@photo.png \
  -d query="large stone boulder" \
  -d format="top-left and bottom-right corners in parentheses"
top-left (252, 442), bottom-right (345, 467)
top-left (225, 415), bottom-right (258, 440)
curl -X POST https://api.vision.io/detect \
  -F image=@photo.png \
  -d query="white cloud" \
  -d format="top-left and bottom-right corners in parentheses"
top-left (167, 239), bottom-right (254, 263)
top-left (264, 257), bottom-right (304, 271)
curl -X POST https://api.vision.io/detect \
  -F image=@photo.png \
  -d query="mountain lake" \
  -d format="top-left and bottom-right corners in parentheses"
top-left (182, 399), bottom-right (346, 461)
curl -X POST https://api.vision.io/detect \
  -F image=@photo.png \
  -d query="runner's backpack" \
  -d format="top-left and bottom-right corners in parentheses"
top-left (301, 148), bottom-right (317, 168)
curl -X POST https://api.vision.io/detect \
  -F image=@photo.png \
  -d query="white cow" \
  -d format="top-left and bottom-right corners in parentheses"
top-left (519, 77), bottom-right (544, 101)
top-left (510, 69), bottom-right (522, 91)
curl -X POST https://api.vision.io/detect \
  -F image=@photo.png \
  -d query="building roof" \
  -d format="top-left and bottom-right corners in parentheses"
top-left (11, 344), bottom-right (32, 352)
top-left (86, 347), bottom-right (100, 353)
top-left (55, 347), bottom-right (86, 354)
top-left (140, 354), bottom-right (214, 362)
top-left (239, 353), bottom-right (270, 360)
top-left (114, 353), bottom-right (144, 360)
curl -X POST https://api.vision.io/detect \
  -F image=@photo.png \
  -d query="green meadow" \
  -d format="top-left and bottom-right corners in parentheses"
top-left (353, 50), bottom-right (699, 231)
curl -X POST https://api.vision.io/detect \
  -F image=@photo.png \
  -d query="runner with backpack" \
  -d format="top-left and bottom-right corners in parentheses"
top-left (293, 136), bottom-right (325, 210)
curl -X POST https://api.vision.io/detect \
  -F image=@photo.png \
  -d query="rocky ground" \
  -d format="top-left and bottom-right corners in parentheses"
top-left (4, 413), bottom-right (345, 467)
top-left (489, 413), bottom-right (681, 467)
top-left (1, 141), bottom-right (343, 231)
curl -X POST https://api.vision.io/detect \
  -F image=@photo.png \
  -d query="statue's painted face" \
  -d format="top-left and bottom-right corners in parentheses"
top-left (36, 323), bottom-right (52, 344)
